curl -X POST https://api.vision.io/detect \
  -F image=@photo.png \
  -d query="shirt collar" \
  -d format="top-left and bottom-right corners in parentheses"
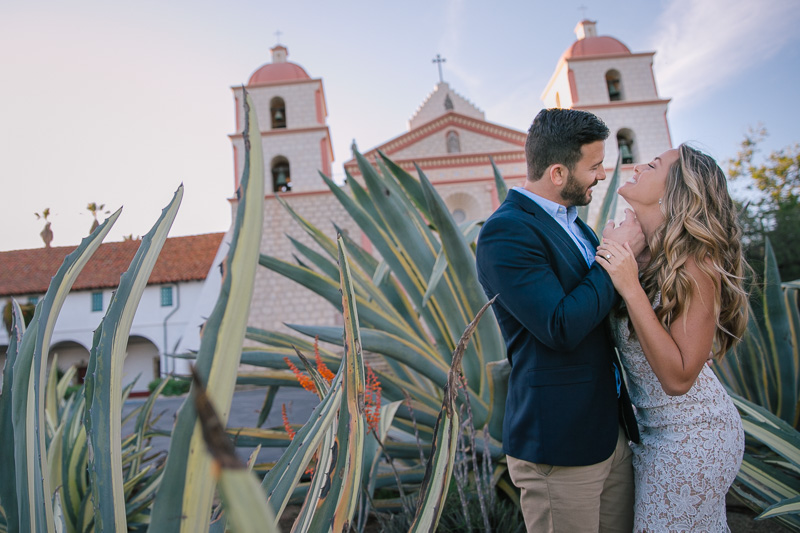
top-left (512, 186), bottom-right (578, 224)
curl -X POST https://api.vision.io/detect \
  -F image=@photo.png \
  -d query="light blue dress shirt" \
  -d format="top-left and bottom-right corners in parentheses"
top-left (512, 187), bottom-right (596, 266)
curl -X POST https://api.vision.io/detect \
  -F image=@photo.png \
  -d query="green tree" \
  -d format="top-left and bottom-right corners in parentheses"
top-left (728, 127), bottom-right (800, 280)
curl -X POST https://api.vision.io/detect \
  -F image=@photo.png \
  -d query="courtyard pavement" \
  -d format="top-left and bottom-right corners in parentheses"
top-left (121, 386), bottom-right (319, 465)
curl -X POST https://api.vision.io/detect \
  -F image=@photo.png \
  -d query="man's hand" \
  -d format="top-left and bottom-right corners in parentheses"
top-left (602, 209), bottom-right (646, 257)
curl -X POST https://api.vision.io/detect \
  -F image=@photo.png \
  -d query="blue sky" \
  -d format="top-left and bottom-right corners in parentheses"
top-left (2, 0), bottom-right (798, 251)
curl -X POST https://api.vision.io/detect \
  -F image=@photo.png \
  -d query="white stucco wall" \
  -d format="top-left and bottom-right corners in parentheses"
top-left (0, 280), bottom-right (206, 392)
top-left (569, 54), bottom-right (658, 106)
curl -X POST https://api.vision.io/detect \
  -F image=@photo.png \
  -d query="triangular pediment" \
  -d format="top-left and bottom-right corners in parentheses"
top-left (344, 112), bottom-right (526, 173)
top-left (408, 82), bottom-right (484, 130)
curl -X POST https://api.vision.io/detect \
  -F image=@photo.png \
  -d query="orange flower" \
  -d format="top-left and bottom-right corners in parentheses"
top-left (281, 403), bottom-right (296, 440)
top-left (364, 362), bottom-right (382, 434)
top-left (314, 336), bottom-right (335, 383)
top-left (284, 357), bottom-right (316, 393)
top-left (284, 403), bottom-right (315, 475)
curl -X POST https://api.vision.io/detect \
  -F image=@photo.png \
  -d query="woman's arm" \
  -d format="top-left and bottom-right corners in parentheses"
top-left (596, 241), bottom-right (717, 396)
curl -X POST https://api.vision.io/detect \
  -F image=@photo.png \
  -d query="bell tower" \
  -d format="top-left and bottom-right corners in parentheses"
top-left (217, 45), bottom-right (355, 343)
top-left (230, 45), bottom-right (333, 195)
top-left (541, 20), bottom-right (672, 169)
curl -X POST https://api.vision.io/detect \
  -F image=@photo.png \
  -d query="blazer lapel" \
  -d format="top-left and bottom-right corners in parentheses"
top-left (576, 217), bottom-right (600, 248)
top-left (508, 191), bottom-right (591, 270)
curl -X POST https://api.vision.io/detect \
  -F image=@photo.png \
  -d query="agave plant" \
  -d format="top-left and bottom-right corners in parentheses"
top-left (239, 231), bottom-right (496, 532)
top-left (713, 238), bottom-right (800, 530)
top-left (714, 238), bottom-right (800, 426)
top-left (729, 394), bottom-right (800, 531)
top-left (0, 183), bottom-right (183, 532)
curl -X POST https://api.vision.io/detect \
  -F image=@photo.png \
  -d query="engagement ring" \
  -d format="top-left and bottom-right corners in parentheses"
top-left (605, 254), bottom-right (611, 260)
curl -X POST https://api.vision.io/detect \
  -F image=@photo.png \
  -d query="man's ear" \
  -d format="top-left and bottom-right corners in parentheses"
top-left (549, 164), bottom-right (566, 187)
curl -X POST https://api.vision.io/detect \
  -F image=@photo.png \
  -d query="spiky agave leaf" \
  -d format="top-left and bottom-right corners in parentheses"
top-left (485, 359), bottom-right (511, 441)
top-left (289, 405), bottom-right (338, 532)
top-left (59, 389), bottom-right (88, 531)
top-left (417, 164), bottom-right (505, 407)
top-left (127, 376), bottom-right (171, 486)
top-left (409, 297), bottom-right (496, 532)
top-left (760, 239), bottom-right (800, 423)
top-left (726, 394), bottom-right (800, 528)
top-left (733, 454), bottom-right (800, 530)
top-left (83, 185), bottom-right (182, 532)
top-left (758, 495), bottom-right (800, 520)
top-left (303, 235), bottom-right (368, 533)
top-left (191, 368), bottom-right (279, 533)
top-left (12, 208), bottom-right (120, 533)
top-left (489, 156), bottom-right (508, 204)
top-left (0, 300), bottom-right (25, 531)
top-left (148, 89), bottom-right (264, 533)
top-left (356, 400), bottom-right (404, 529)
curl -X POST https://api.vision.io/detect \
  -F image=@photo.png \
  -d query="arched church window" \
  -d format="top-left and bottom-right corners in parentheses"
top-left (445, 191), bottom-right (479, 226)
top-left (605, 70), bottom-right (623, 101)
top-left (446, 131), bottom-right (461, 154)
top-left (617, 129), bottom-right (636, 164)
top-left (271, 156), bottom-right (292, 192)
top-left (270, 97), bottom-right (287, 129)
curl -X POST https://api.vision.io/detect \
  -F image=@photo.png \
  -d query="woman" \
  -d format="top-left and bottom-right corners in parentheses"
top-left (596, 144), bottom-right (749, 531)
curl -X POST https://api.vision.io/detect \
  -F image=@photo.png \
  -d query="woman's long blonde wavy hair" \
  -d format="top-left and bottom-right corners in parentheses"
top-left (637, 144), bottom-right (750, 358)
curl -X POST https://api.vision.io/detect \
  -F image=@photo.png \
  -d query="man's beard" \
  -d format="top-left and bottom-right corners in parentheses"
top-left (560, 171), bottom-right (595, 207)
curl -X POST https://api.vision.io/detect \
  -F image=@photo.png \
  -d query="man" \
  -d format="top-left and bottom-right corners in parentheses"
top-left (476, 108), bottom-right (643, 532)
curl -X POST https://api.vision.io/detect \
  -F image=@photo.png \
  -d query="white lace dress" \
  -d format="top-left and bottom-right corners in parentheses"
top-left (610, 300), bottom-right (744, 533)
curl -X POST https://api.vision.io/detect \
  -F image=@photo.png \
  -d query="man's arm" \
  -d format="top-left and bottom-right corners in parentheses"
top-left (477, 215), bottom-right (618, 352)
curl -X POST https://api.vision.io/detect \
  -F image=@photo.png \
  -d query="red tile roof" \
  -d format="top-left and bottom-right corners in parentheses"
top-left (0, 233), bottom-right (225, 297)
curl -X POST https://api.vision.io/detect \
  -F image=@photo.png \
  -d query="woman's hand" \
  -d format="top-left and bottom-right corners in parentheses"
top-left (596, 240), bottom-right (641, 299)
top-left (602, 209), bottom-right (646, 257)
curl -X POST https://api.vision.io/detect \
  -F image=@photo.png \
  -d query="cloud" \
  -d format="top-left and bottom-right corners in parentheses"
top-left (651, 0), bottom-right (800, 109)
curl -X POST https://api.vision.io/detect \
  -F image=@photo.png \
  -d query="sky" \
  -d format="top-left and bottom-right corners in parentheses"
top-left (2, 0), bottom-right (799, 252)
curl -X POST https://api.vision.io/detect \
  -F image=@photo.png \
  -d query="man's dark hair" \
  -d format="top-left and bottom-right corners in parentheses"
top-left (525, 108), bottom-right (609, 181)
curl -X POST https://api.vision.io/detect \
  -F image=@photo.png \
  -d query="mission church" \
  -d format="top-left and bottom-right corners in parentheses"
top-left (0, 20), bottom-right (673, 387)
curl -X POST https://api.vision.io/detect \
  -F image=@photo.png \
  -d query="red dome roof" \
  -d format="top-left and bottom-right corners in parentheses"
top-left (248, 62), bottom-right (310, 85)
top-left (563, 36), bottom-right (631, 59)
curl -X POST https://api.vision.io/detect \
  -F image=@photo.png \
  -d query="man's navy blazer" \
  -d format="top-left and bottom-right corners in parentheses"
top-left (476, 189), bottom-right (638, 466)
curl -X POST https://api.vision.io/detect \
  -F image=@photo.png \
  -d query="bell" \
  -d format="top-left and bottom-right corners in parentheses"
top-left (619, 143), bottom-right (633, 163)
top-left (273, 108), bottom-right (284, 122)
top-left (274, 166), bottom-right (290, 191)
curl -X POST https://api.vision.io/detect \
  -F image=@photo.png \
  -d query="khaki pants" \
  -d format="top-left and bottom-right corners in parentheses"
top-left (507, 427), bottom-right (634, 533)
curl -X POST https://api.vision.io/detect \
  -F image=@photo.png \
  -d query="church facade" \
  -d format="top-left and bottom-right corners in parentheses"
top-left (177, 20), bottom-right (673, 354)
